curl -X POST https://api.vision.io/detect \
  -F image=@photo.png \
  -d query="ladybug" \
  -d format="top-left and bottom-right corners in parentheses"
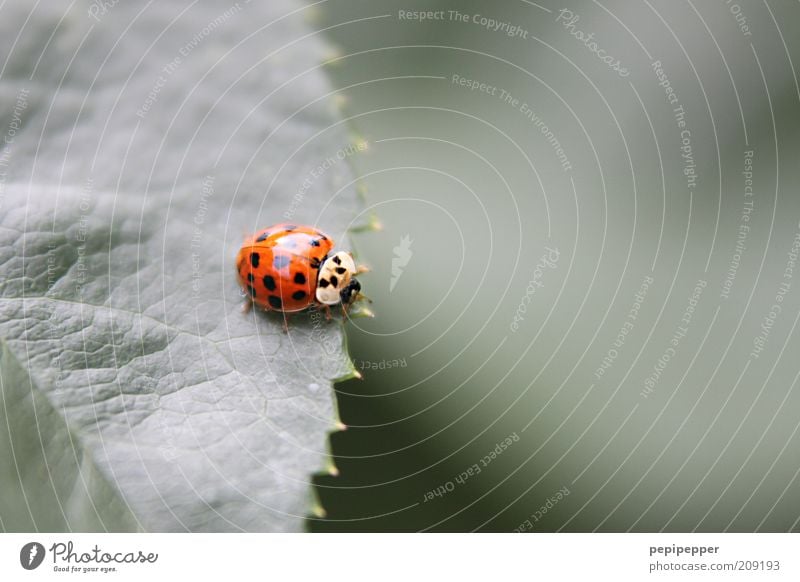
top-left (235, 223), bottom-right (368, 328)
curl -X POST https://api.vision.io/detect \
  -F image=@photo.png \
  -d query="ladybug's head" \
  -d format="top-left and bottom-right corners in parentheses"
top-left (316, 251), bottom-right (358, 305)
top-left (339, 277), bottom-right (361, 306)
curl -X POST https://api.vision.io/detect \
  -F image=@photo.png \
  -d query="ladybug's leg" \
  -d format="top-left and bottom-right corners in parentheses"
top-left (312, 301), bottom-right (332, 322)
top-left (242, 297), bottom-right (253, 314)
top-left (340, 303), bottom-right (349, 319)
top-left (356, 264), bottom-right (370, 275)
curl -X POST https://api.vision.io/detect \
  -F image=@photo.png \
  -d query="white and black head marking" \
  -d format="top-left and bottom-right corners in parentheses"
top-left (316, 251), bottom-right (360, 305)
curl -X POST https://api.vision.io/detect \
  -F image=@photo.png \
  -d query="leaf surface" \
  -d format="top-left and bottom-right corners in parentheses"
top-left (0, 0), bottom-right (361, 532)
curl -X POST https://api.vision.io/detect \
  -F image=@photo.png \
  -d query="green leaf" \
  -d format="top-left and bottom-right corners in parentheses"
top-left (0, 1), bottom-right (363, 531)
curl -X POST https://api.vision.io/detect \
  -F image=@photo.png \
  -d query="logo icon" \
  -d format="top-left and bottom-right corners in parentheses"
top-left (390, 235), bottom-right (413, 292)
top-left (20, 542), bottom-right (45, 570)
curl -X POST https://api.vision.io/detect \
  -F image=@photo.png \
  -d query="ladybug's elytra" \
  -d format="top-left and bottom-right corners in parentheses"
top-left (235, 223), bottom-right (368, 327)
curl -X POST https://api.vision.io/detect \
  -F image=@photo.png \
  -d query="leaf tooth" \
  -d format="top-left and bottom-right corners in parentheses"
top-left (310, 503), bottom-right (327, 519)
top-left (350, 136), bottom-right (369, 152)
top-left (321, 46), bottom-right (343, 66)
top-left (348, 214), bottom-right (382, 233)
top-left (303, 6), bottom-right (322, 25)
top-left (332, 93), bottom-right (349, 111)
top-left (349, 306), bottom-right (374, 319)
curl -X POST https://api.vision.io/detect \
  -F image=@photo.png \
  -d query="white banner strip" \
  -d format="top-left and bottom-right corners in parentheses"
top-left (1, 533), bottom-right (797, 581)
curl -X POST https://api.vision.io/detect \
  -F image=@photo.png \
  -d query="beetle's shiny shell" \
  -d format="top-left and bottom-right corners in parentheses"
top-left (236, 223), bottom-right (334, 312)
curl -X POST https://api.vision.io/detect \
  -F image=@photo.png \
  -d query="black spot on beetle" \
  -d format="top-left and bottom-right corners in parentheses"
top-left (292, 290), bottom-right (306, 300)
top-left (311, 256), bottom-right (323, 269)
top-left (318, 278), bottom-right (330, 288)
top-left (330, 275), bottom-right (339, 288)
top-left (263, 275), bottom-right (276, 291)
top-left (247, 273), bottom-right (254, 283)
top-left (310, 239), bottom-right (321, 247)
top-left (250, 252), bottom-right (260, 268)
top-left (268, 295), bottom-right (283, 309)
top-left (294, 272), bottom-right (306, 284)
top-left (247, 285), bottom-right (257, 298)
top-left (273, 255), bottom-right (290, 270)
top-left (332, 255), bottom-right (342, 265)
top-left (255, 231), bottom-right (270, 242)
top-left (335, 267), bottom-right (346, 275)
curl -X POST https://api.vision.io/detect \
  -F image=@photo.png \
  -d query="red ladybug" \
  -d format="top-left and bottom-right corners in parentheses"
top-left (236, 223), bottom-right (368, 327)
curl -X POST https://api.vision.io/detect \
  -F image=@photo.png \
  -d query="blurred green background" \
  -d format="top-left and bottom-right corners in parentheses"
top-left (309, 0), bottom-right (800, 531)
